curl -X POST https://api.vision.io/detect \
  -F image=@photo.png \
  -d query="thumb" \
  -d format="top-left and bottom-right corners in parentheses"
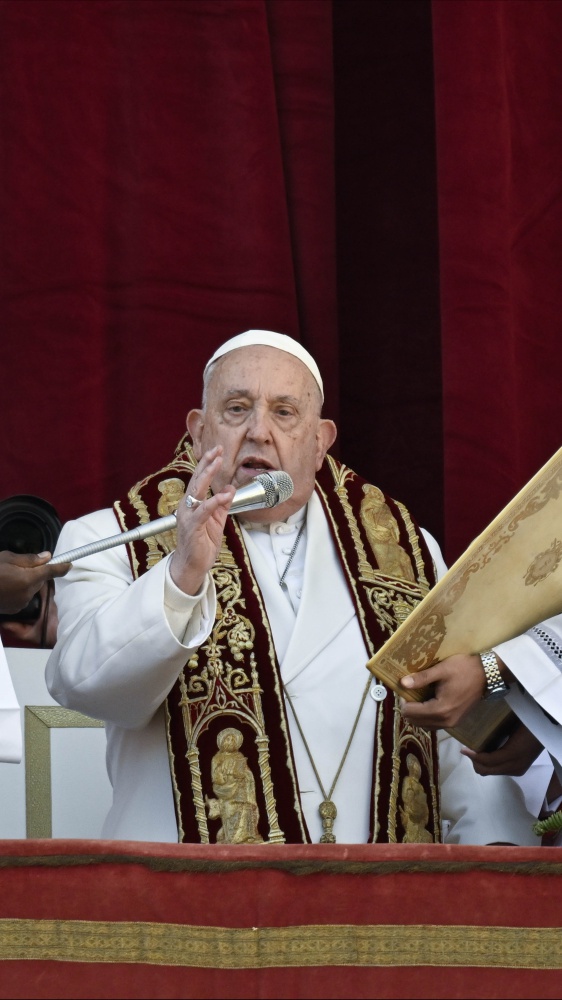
top-left (401, 667), bottom-right (436, 691)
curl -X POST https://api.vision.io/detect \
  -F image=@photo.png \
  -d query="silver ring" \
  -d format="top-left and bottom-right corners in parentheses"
top-left (185, 494), bottom-right (203, 509)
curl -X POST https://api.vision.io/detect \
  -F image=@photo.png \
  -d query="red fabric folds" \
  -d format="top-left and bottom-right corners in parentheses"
top-left (0, 0), bottom-right (336, 522)
top-left (4, 1), bottom-right (562, 565)
top-left (433, 0), bottom-right (562, 560)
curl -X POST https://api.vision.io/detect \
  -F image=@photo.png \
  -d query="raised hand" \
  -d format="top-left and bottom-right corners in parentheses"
top-left (170, 446), bottom-right (235, 595)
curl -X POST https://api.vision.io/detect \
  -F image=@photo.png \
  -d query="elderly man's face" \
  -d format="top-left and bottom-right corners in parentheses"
top-left (187, 346), bottom-right (337, 522)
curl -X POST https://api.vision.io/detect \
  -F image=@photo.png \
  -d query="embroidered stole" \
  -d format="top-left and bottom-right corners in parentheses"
top-left (115, 437), bottom-right (440, 844)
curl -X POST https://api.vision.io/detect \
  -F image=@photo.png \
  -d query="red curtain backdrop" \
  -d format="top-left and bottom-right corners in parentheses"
top-left (433, 0), bottom-right (562, 561)
top-left (0, 0), bottom-right (337, 524)
top-left (2, 0), bottom-right (562, 565)
top-left (333, 0), bottom-right (444, 545)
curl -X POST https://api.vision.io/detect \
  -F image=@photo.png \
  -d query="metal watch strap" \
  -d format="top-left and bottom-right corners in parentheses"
top-left (480, 649), bottom-right (508, 701)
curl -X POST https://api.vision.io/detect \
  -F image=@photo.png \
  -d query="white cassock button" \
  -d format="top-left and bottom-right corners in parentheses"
top-left (370, 683), bottom-right (387, 702)
top-left (296, 589), bottom-right (302, 599)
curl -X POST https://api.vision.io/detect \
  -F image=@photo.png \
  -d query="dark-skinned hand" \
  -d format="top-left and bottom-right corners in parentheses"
top-left (0, 550), bottom-right (70, 615)
top-left (399, 653), bottom-right (487, 729)
top-left (461, 722), bottom-right (544, 776)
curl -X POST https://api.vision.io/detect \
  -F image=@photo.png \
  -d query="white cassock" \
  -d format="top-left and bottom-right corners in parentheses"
top-left (46, 497), bottom-right (538, 845)
top-left (0, 637), bottom-right (22, 763)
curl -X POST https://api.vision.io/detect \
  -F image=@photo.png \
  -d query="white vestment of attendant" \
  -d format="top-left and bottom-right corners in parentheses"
top-left (47, 499), bottom-right (538, 845)
top-left (0, 637), bottom-right (22, 763)
top-left (494, 623), bottom-right (562, 822)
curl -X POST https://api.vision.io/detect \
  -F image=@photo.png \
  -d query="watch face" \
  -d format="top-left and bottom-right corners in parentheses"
top-left (486, 687), bottom-right (507, 701)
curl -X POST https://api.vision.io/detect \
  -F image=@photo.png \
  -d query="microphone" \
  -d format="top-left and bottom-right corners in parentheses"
top-left (227, 470), bottom-right (293, 515)
top-left (48, 471), bottom-right (294, 566)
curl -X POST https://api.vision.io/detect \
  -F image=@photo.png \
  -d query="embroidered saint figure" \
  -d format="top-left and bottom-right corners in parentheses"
top-left (155, 478), bottom-right (185, 553)
top-left (361, 485), bottom-right (415, 582)
top-left (399, 752), bottom-right (433, 844)
top-left (205, 727), bottom-right (263, 844)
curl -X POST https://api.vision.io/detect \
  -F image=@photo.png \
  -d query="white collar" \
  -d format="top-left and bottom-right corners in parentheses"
top-left (239, 504), bottom-right (308, 534)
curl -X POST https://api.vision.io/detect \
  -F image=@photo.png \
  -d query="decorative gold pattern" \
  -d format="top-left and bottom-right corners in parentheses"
top-left (371, 690), bottom-right (385, 843)
top-left (361, 486), bottom-right (416, 582)
top-left (325, 461), bottom-right (427, 638)
top-left (387, 704), bottom-right (440, 845)
top-left (318, 800), bottom-right (337, 843)
top-left (382, 610), bottom-right (447, 679)
top-left (0, 918), bottom-right (560, 969)
top-left (127, 449), bottom-right (196, 568)
top-left (154, 477), bottom-right (185, 553)
top-left (206, 728), bottom-right (263, 844)
top-left (524, 539), bottom-right (562, 587)
top-left (25, 707), bottom-right (104, 838)
top-left (320, 459), bottom-right (439, 844)
top-left (394, 500), bottom-right (431, 592)
top-left (433, 460), bottom-right (562, 618)
top-left (176, 527), bottom-right (285, 845)
top-left (399, 753), bottom-right (433, 844)
top-left (325, 455), bottom-right (376, 584)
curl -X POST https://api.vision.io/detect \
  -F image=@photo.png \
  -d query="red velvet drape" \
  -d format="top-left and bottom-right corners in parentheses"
top-left (433, 0), bottom-right (562, 561)
top-left (3, 0), bottom-right (562, 567)
top-left (333, 0), bottom-right (443, 545)
top-left (0, 0), bottom-right (336, 523)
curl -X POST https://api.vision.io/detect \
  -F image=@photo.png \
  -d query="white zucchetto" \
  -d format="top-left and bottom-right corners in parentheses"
top-left (204, 330), bottom-right (324, 401)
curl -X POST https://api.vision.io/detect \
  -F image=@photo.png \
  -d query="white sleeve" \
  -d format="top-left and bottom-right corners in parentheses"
top-left (420, 528), bottom-right (448, 581)
top-left (495, 619), bottom-right (562, 770)
top-left (496, 617), bottom-right (562, 723)
top-left (46, 509), bottom-right (215, 729)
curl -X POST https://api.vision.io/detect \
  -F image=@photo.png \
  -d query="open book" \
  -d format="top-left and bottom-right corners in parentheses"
top-left (366, 446), bottom-right (562, 750)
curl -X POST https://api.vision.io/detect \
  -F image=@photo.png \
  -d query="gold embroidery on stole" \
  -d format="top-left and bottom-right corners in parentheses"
top-left (361, 486), bottom-right (416, 582)
top-left (174, 522), bottom-right (309, 845)
top-left (391, 704), bottom-right (440, 844)
top-left (394, 499), bottom-right (431, 592)
top-left (154, 478), bottom-right (184, 554)
top-left (233, 527), bottom-right (307, 837)
top-left (206, 727), bottom-right (263, 844)
top-left (321, 457), bottom-right (439, 844)
top-left (399, 752), bottom-right (433, 843)
top-left (325, 457), bottom-right (427, 636)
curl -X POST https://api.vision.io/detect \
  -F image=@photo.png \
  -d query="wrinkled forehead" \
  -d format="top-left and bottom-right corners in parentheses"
top-left (204, 345), bottom-right (322, 406)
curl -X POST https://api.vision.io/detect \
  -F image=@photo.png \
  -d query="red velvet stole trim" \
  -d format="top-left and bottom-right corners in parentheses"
top-left (114, 440), bottom-right (308, 845)
top-left (166, 516), bottom-right (310, 845)
top-left (115, 437), bottom-right (440, 844)
top-left (315, 458), bottom-right (440, 843)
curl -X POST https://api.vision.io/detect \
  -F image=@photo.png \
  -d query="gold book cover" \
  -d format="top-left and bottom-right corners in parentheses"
top-left (366, 446), bottom-right (562, 750)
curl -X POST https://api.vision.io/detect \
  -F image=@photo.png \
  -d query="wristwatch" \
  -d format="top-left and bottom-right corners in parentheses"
top-left (480, 649), bottom-right (508, 700)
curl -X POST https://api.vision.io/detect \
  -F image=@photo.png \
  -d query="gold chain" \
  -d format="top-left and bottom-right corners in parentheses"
top-left (282, 676), bottom-right (371, 843)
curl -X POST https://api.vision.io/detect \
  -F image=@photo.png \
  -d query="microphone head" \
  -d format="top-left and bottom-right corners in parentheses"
top-left (255, 471), bottom-right (294, 507)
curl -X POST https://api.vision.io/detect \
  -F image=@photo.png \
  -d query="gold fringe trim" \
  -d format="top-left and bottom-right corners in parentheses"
top-left (0, 919), bottom-right (560, 969)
